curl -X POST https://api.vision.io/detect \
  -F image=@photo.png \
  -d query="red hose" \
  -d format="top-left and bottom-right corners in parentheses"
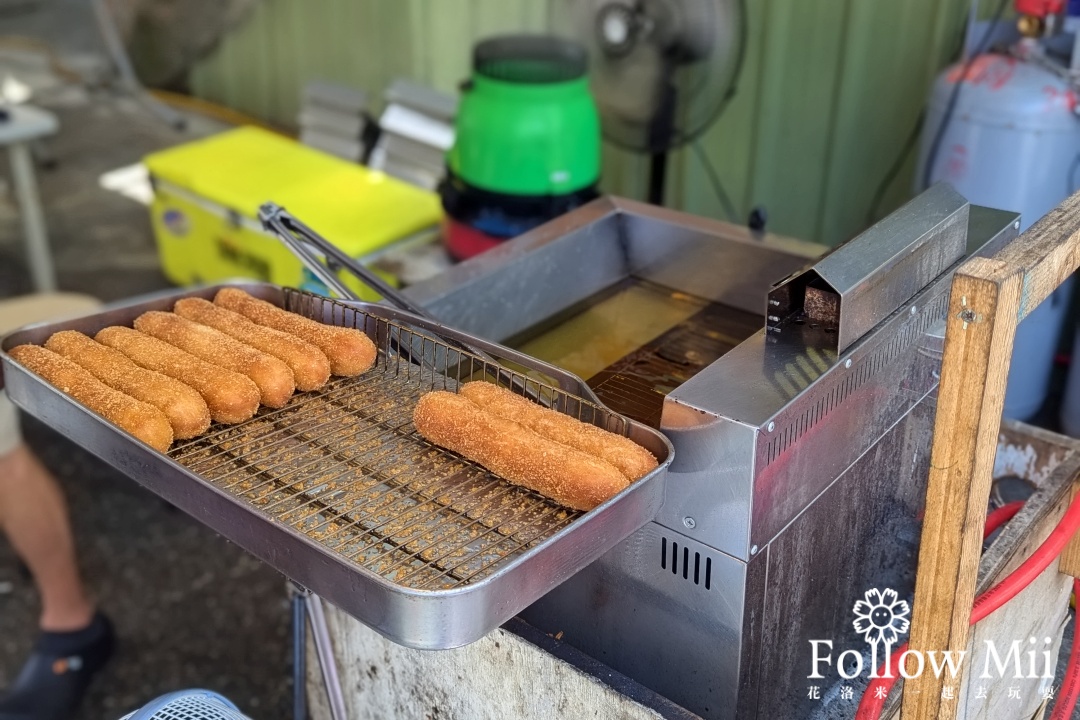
top-left (983, 501), bottom-right (1025, 539)
top-left (972, 495), bottom-right (1080, 623)
top-left (857, 493), bottom-right (1080, 719)
top-left (856, 645), bottom-right (907, 720)
top-left (1051, 578), bottom-right (1080, 720)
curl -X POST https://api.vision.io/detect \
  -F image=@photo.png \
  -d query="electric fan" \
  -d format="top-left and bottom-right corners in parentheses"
top-left (553, 0), bottom-right (745, 205)
top-left (119, 690), bottom-right (253, 720)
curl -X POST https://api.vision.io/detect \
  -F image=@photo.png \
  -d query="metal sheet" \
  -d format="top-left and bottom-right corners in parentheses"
top-left (661, 204), bottom-right (1018, 556)
top-left (405, 197), bottom-right (824, 343)
top-left (612, 197), bottom-right (824, 315)
top-left (767, 183), bottom-right (969, 352)
top-left (403, 200), bottom-right (630, 342)
top-left (751, 401), bottom-right (935, 719)
top-left (522, 523), bottom-right (752, 720)
top-left (651, 406), bottom-right (757, 564)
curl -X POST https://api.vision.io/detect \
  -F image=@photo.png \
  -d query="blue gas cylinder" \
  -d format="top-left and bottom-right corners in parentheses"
top-left (918, 52), bottom-right (1080, 421)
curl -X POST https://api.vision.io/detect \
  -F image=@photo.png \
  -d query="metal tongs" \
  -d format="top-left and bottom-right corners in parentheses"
top-left (259, 202), bottom-right (429, 316)
top-left (258, 202), bottom-right (546, 389)
top-left (259, 201), bottom-right (502, 364)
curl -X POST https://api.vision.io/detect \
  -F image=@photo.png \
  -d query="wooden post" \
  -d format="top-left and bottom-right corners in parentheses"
top-left (901, 189), bottom-right (1080, 720)
top-left (900, 260), bottom-right (1022, 720)
top-left (1059, 483), bottom-right (1080, 579)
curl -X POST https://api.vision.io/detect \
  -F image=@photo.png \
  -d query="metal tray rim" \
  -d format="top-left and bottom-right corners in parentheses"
top-left (0, 281), bottom-right (673, 648)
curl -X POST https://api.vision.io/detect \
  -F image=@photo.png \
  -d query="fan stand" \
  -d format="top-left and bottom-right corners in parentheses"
top-left (647, 152), bottom-right (668, 206)
top-left (646, 63), bottom-right (678, 206)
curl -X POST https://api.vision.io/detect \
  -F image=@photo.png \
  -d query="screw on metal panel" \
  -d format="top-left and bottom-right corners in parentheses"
top-left (766, 421), bottom-right (775, 432)
top-left (845, 359), bottom-right (852, 369)
top-left (683, 517), bottom-right (696, 529)
top-left (750, 545), bottom-right (759, 555)
top-left (910, 305), bottom-right (917, 315)
top-left (1013, 220), bottom-right (1020, 230)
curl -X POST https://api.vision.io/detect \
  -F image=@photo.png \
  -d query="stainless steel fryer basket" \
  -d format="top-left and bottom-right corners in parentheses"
top-left (0, 282), bottom-right (672, 649)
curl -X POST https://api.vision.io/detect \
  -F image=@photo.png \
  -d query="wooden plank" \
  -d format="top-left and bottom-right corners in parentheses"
top-left (882, 441), bottom-right (1080, 719)
top-left (1059, 482), bottom-right (1080, 578)
top-left (997, 419), bottom-right (1080, 482)
top-left (900, 257), bottom-right (1023, 720)
top-left (960, 448), bottom-right (1080, 719)
top-left (994, 190), bottom-right (1080, 322)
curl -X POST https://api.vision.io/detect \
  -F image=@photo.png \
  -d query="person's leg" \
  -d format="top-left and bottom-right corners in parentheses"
top-left (0, 444), bottom-right (94, 631)
top-left (0, 394), bottom-right (112, 720)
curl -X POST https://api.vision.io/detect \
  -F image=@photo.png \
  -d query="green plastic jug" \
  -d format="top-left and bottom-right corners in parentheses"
top-left (441, 35), bottom-right (601, 258)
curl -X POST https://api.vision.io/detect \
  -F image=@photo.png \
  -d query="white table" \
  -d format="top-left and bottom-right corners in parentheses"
top-left (1, 104), bottom-right (59, 292)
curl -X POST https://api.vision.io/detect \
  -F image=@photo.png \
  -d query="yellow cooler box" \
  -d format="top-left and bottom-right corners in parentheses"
top-left (145, 127), bottom-right (442, 299)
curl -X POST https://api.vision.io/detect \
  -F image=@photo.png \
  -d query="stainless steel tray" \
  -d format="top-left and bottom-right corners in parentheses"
top-left (0, 282), bottom-right (672, 649)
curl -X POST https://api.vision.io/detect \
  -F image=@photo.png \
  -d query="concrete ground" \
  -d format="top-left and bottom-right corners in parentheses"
top-left (0, 42), bottom-right (293, 720)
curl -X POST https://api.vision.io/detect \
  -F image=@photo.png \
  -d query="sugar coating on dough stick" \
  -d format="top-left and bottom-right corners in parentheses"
top-left (413, 390), bottom-right (629, 511)
top-left (213, 288), bottom-right (376, 377)
top-left (45, 330), bottom-right (210, 439)
top-left (95, 326), bottom-right (260, 425)
top-left (9, 344), bottom-right (173, 452)
top-left (173, 297), bottom-right (331, 392)
top-left (459, 381), bottom-right (658, 481)
top-left (134, 311), bottom-right (295, 408)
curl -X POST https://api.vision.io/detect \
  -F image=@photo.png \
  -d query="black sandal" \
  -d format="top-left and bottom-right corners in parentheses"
top-left (0, 613), bottom-right (114, 720)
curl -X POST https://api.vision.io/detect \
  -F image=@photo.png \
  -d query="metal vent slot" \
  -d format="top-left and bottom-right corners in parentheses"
top-left (661, 536), bottom-right (710, 588)
top-left (762, 290), bottom-right (950, 467)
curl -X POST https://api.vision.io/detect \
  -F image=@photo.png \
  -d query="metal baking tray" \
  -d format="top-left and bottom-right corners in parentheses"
top-left (0, 282), bottom-right (672, 649)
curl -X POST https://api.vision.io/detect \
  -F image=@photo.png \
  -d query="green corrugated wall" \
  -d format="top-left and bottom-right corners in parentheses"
top-left (190, 0), bottom-right (969, 246)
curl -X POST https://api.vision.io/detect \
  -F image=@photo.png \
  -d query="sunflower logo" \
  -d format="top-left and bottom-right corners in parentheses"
top-left (852, 588), bottom-right (911, 647)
